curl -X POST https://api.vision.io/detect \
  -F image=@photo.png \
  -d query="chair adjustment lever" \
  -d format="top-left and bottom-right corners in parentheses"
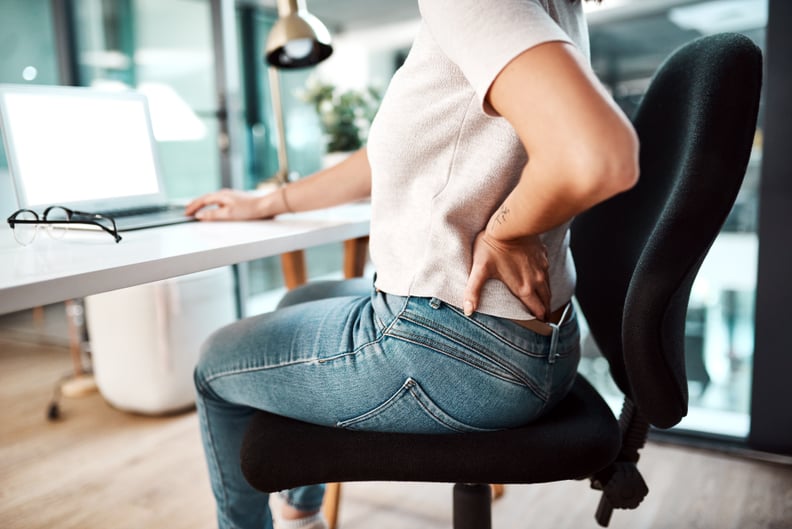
top-left (590, 398), bottom-right (651, 526)
top-left (591, 461), bottom-right (649, 526)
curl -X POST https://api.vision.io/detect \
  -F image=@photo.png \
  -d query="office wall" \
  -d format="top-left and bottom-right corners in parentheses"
top-left (134, 0), bottom-right (220, 200)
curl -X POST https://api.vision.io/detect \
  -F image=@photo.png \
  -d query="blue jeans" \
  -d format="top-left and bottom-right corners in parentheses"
top-left (194, 279), bottom-right (580, 529)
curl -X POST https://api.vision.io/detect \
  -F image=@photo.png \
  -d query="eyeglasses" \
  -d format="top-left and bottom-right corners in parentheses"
top-left (7, 206), bottom-right (122, 246)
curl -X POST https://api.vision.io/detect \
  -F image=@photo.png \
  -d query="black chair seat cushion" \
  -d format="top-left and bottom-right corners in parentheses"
top-left (241, 375), bottom-right (621, 492)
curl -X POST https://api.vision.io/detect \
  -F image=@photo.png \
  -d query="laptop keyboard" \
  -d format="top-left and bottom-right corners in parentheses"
top-left (100, 204), bottom-right (184, 218)
top-left (95, 204), bottom-right (194, 231)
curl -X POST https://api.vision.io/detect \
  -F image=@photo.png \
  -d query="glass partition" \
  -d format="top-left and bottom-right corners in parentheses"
top-left (237, 8), bottom-right (323, 189)
top-left (237, 7), bottom-right (345, 309)
top-left (0, 0), bottom-right (61, 214)
top-left (0, 0), bottom-right (59, 87)
top-left (71, 0), bottom-right (220, 200)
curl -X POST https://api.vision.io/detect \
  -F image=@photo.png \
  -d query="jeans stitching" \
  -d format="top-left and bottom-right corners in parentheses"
top-left (202, 358), bottom-right (320, 384)
top-left (204, 293), bottom-right (393, 383)
top-left (202, 332), bottom-right (385, 382)
top-left (385, 330), bottom-right (548, 400)
top-left (338, 377), bottom-right (496, 433)
top-left (407, 391), bottom-right (469, 433)
top-left (337, 378), bottom-right (412, 427)
top-left (397, 313), bottom-right (534, 387)
top-left (380, 293), bottom-right (410, 335)
top-left (445, 303), bottom-right (578, 359)
top-left (195, 368), bottom-right (226, 402)
top-left (386, 330), bottom-right (521, 385)
top-left (195, 396), bottom-right (230, 519)
top-left (317, 334), bottom-right (384, 364)
top-left (406, 379), bottom-right (499, 433)
top-left (374, 311), bottom-right (386, 331)
top-left (442, 304), bottom-right (549, 358)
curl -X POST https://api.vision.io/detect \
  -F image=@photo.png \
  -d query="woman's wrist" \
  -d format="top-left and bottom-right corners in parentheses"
top-left (485, 201), bottom-right (533, 243)
top-left (254, 188), bottom-right (288, 218)
top-left (482, 226), bottom-right (540, 250)
top-left (279, 185), bottom-right (295, 213)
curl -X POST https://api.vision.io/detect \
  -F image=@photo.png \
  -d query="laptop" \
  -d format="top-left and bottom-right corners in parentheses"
top-left (0, 83), bottom-right (195, 231)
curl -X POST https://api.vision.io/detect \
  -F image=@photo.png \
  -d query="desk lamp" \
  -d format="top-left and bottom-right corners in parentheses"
top-left (264, 0), bottom-right (333, 185)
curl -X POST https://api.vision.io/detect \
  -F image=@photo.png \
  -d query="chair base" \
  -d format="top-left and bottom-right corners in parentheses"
top-left (453, 484), bottom-right (492, 529)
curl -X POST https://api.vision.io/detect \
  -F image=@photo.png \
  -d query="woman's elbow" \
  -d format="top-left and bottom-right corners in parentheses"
top-left (605, 133), bottom-right (640, 195)
top-left (576, 124), bottom-right (640, 200)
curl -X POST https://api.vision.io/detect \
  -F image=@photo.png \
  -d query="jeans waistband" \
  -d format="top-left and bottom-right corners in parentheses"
top-left (371, 289), bottom-right (579, 363)
top-left (509, 301), bottom-right (573, 337)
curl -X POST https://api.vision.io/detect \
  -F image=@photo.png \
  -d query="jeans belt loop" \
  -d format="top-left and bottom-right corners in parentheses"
top-left (548, 324), bottom-right (560, 364)
top-left (547, 302), bottom-right (572, 364)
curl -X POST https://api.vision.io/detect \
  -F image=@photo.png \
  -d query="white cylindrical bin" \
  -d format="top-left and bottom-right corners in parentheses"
top-left (85, 267), bottom-right (237, 415)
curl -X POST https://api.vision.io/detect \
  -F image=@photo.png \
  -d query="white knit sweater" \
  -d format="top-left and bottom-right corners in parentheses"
top-left (368, 0), bottom-right (590, 319)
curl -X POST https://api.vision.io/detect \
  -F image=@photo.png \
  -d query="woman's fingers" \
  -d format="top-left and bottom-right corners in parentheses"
top-left (463, 261), bottom-right (489, 315)
top-left (184, 189), bottom-right (265, 221)
top-left (464, 231), bottom-right (552, 319)
top-left (185, 189), bottom-right (231, 217)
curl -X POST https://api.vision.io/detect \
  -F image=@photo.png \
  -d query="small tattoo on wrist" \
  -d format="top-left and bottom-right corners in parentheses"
top-left (494, 205), bottom-right (510, 226)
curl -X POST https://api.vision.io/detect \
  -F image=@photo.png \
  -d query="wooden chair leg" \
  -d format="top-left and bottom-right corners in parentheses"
top-left (343, 236), bottom-right (369, 279)
top-left (280, 250), bottom-right (307, 290)
top-left (281, 236), bottom-right (367, 292)
top-left (32, 305), bottom-right (45, 327)
top-left (322, 482), bottom-right (342, 529)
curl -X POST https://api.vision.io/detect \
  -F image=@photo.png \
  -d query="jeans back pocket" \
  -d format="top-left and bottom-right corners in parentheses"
top-left (336, 378), bottom-right (497, 434)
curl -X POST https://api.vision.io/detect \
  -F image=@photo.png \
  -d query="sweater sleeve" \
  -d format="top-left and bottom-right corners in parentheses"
top-left (417, 0), bottom-right (576, 115)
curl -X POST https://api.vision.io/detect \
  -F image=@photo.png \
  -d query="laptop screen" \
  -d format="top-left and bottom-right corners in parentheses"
top-left (0, 84), bottom-right (166, 211)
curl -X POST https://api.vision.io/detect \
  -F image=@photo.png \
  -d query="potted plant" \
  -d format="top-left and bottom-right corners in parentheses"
top-left (301, 79), bottom-right (381, 165)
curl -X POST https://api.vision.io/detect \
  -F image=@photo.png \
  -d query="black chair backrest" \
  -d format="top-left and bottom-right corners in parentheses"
top-left (571, 33), bottom-right (762, 428)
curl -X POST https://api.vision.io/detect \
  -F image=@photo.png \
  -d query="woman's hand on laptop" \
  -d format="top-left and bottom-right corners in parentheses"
top-left (185, 189), bottom-right (277, 221)
top-left (186, 148), bottom-right (373, 221)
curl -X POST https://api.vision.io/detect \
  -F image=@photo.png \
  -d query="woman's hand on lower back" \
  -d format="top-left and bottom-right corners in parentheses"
top-left (463, 230), bottom-right (552, 320)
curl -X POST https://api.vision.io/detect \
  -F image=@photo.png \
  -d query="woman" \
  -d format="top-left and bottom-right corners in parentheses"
top-left (186, 0), bottom-right (638, 528)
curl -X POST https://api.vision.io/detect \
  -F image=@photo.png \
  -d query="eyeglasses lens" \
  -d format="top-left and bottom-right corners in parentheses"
top-left (44, 206), bottom-right (70, 239)
top-left (12, 211), bottom-right (39, 246)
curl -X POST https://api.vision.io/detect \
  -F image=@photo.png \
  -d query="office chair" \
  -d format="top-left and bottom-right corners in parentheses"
top-left (240, 33), bottom-right (763, 528)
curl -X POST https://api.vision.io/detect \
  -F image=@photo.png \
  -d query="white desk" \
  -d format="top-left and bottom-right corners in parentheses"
top-left (0, 203), bottom-right (371, 316)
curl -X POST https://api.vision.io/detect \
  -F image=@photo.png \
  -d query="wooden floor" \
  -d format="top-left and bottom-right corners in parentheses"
top-left (1, 306), bottom-right (791, 529)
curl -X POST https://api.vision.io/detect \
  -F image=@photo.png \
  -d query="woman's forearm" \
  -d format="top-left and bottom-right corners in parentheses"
top-left (484, 42), bottom-right (639, 242)
top-left (485, 144), bottom-right (637, 242)
top-left (185, 147), bottom-right (372, 221)
top-left (464, 41), bottom-right (639, 318)
top-left (274, 147), bottom-right (372, 214)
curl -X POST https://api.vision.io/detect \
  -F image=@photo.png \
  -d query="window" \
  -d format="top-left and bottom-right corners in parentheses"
top-left (0, 0), bottom-right (60, 214)
top-left (71, 0), bottom-right (220, 200)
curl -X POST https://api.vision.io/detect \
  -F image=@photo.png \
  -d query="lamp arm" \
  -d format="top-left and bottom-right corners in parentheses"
top-left (276, 0), bottom-right (304, 16)
top-left (268, 66), bottom-right (290, 184)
